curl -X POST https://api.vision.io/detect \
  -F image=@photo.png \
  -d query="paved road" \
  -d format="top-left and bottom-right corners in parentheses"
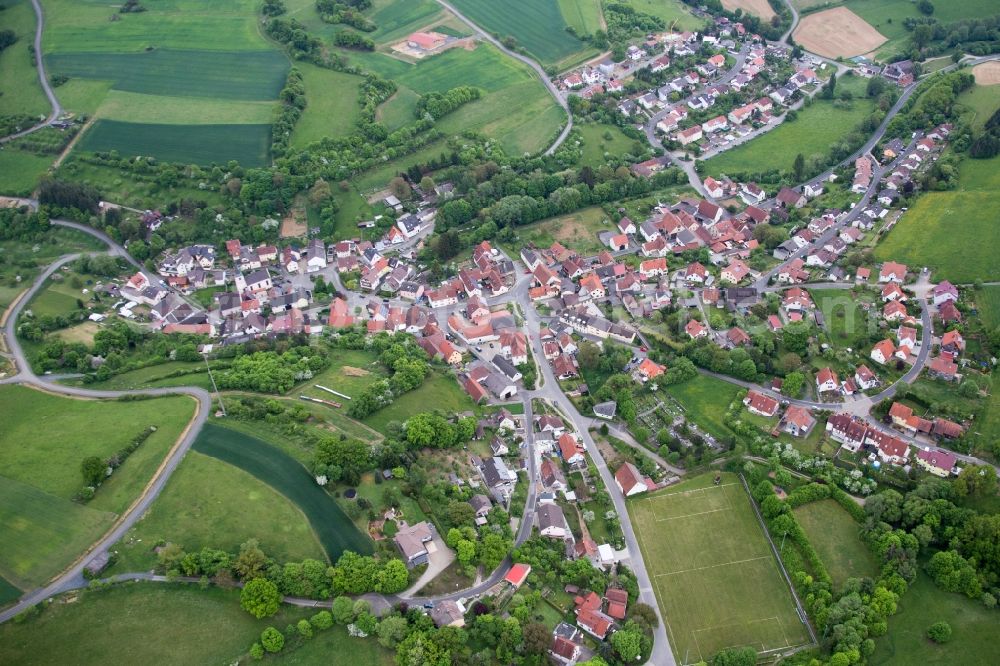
top-left (433, 0), bottom-right (572, 156)
top-left (0, 252), bottom-right (213, 625)
top-left (0, 0), bottom-right (63, 144)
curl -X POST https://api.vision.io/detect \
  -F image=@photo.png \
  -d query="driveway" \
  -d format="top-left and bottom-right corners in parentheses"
top-left (398, 532), bottom-right (455, 599)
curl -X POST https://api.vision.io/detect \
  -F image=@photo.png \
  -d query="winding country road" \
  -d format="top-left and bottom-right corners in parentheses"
top-left (433, 0), bottom-right (573, 156)
top-left (0, 0), bottom-right (63, 144)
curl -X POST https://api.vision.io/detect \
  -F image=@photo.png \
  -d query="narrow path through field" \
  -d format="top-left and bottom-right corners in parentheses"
top-left (49, 117), bottom-right (96, 172)
top-left (432, 0), bottom-right (573, 156)
top-left (0, 0), bottom-right (64, 144)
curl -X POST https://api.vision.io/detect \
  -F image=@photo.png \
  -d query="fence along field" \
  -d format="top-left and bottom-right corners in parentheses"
top-left (629, 473), bottom-right (810, 663)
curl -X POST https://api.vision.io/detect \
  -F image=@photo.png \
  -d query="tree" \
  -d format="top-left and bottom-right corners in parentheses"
top-left (375, 558), bottom-right (409, 594)
top-left (297, 619), bottom-right (313, 638)
top-left (377, 615), bottom-right (409, 648)
top-left (311, 610), bottom-right (333, 630)
top-left (81, 455), bottom-right (106, 486)
top-left (457, 539), bottom-right (476, 563)
top-left (782, 372), bottom-right (804, 397)
top-left (578, 340), bottom-right (601, 369)
top-left (331, 595), bottom-right (355, 624)
top-left (953, 464), bottom-right (997, 498)
top-left (241, 578), bottom-right (280, 618)
top-left (631, 602), bottom-right (659, 628)
top-left (249, 642), bottom-right (264, 660)
top-left (782, 321), bottom-right (811, 353)
top-left (389, 177), bottom-right (411, 201)
top-left (711, 646), bottom-right (758, 666)
top-left (523, 621), bottom-right (550, 654)
top-left (610, 626), bottom-right (643, 662)
top-left (917, 0), bottom-right (934, 15)
top-left (793, 153), bottom-right (805, 181)
top-left (234, 539), bottom-right (267, 580)
top-left (927, 621), bottom-right (952, 643)
top-left (260, 627), bottom-right (284, 653)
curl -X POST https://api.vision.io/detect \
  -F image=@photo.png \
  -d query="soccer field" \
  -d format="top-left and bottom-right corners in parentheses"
top-left (628, 473), bottom-right (811, 664)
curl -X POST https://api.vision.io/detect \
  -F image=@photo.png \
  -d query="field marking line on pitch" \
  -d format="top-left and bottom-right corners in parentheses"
top-left (655, 555), bottom-right (771, 577)
top-left (645, 482), bottom-right (738, 504)
top-left (655, 506), bottom-right (730, 522)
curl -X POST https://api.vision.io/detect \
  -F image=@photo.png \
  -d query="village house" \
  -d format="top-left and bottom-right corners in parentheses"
top-left (781, 405), bottom-right (816, 437)
top-left (393, 521), bottom-right (435, 567)
top-left (916, 448), bottom-right (957, 477)
top-left (816, 367), bottom-right (839, 393)
top-left (744, 390), bottom-right (779, 417)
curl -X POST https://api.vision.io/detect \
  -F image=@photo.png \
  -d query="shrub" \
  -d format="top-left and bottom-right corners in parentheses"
top-left (260, 627), bottom-right (285, 653)
top-left (249, 642), bottom-right (264, 660)
top-left (927, 621), bottom-right (952, 643)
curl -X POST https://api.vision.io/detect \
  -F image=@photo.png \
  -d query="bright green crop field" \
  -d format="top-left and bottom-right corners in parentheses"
top-left (78, 120), bottom-right (271, 166)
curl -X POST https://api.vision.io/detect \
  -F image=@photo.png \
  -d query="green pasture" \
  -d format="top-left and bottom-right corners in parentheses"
top-left (500, 205), bottom-right (613, 257)
top-left (42, 0), bottom-right (269, 54)
top-left (793, 499), bottom-right (878, 589)
top-left (0, 583), bottom-right (388, 666)
top-left (666, 374), bottom-right (742, 440)
top-left (0, 475), bottom-right (114, 589)
top-left (377, 87), bottom-right (423, 131)
top-left (0, 149), bottom-right (53, 196)
top-left (625, 0), bottom-right (704, 30)
top-left (46, 49), bottom-right (288, 101)
top-left (843, 0), bottom-right (1000, 58)
top-left (363, 371), bottom-right (480, 434)
top-left (871, 572), bottom-right (1000, 665)
top-left (578, 123), bottom-right (646, 168)
top-left (111, 451), bottom-right (325, 573)
top-left (0, 385), bottom-right (196, 512)
top-left (0, 574), bottom-right (20, 607)
top-left (78, 120), bottom-right (271, 167)
top-left (702, 97), bottom-right (875, 178)
top-left (958, 83), bottom-right (1000, 130)
top-left (193, 424), bottom-right (371, 559)
top-left (50, 79), bottom-right (112, 116)
top-left (291, 63), bottom-right (365, 148)
top-left (61, 361), bottom-right (215, 392)
top-left (875, 154), bottom-right (1000, 283)
top-left (0, 0), bottom-right (48, 117)
top-left (628, 473), bottom-right (811, 663)
top-left (446, 0), bottom-right (593, 67)
top-left (977, 285), bottom-right (1000, 329)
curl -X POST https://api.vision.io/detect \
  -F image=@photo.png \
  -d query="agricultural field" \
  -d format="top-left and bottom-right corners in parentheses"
top-left (871, 572), bottom-right (1000, 665)
top-left (721, 0), bottom-right (776, 20)
top-left (618, 0), bottom-right (703, 31)
top-left (557, 0), bottom-right (605, 35)
top-left (0, 583), bottom-right (392, 665)
top-left (0, 0), bottom-right (48, 118)
top-left (40, 0), bottom-right (288, 166)
top-left (192, 424), bottom-right (371, 559)
top-left (78, 120), bottom-right (271, 168)
top-left (972, 61), bottom-right (1000, 88)
top-left (290, 64), bottom-right (365, 148)
top-left (578, 123), bottom-right (647, 168)
top-left (793, 499), bottom-right (878, 589)
top-left (110, 451), bottom-right (326, 573)
top-left (875, 153), bottom-right (1000, 283)
top-left (499, 206), bottom-right (615, 257)
top-left (792, 7), bottom-right (887, 59)
top-left (628, 473), bottom-right (811, 663)
top-left (665, 374), bottom-right (742, 441)
top-left (701, 96), bottom-right (875, 179)
top-left (284, 0), bottom-right (449, 47)
top-left (446, 0), bottom-right (596, 69)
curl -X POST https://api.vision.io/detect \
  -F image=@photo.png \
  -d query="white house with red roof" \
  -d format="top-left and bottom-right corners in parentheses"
top-left (879, 261), bottom-right (907, 283)
top-left (685, 319), bottom-right (708, 339)
top-left (816, 367), bottom-right (839, 393)
top-left (615, 462), bottom-right (651, 496)
top-left (916, 448), bottom-right (957, 477)
top-left (744, 390), bottom-right (779, 417)
top-left (870, 339), bottom-right (896, 365)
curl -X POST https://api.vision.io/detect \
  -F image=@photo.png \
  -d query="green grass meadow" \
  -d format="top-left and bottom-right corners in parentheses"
top-left (871, 572), bottom-right (1000, 666)
top-left (0, 0), bottom-right (49, 118)
top-left (78, 120), bottom-right (271, 166)
top-left (446, 0), bottom-right (595, 68)
top-left (628, 473), bottom-right (811, 663)
top-left (842, 0), bottom-right (1000, 58)
top-left (291, 63), bottom-right (365, 148)
top-left (0, 149), bottom-right (54, 196)
top-left (702, 97), bottom-right (875, 178)
top-left (0, 583), bottom-right (392, 666)
top-left (793, 499), bottom-right (878, 590)
top-left (625, 0), bottom-right (703, 30)
top-left (557, 0), bottom-right (604, 35)
top-left (111, 451), bottom-right (326, 572)
top-left (579, 123), bottom-right (646, 168)
top-left (500, 205), bottom-right (614, 257)
top-left (192, 424), bottom-right (371, 559)
top-left (875, 154), bottom-right (1000, 283)
top-left (666, 374), bottom-right (742, 440)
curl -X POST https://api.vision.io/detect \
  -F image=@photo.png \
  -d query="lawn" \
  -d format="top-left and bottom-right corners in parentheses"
top-left (871, 572), bottom-right (1000, 666)
top-left (625, 0), bottom-right (704, 30)
top-left (578, 123), bottom-right (647, 169)
top-left (0, 0), bottom-right (49, 118)
top-left (701, 97), bottom-right (875, 178)
top-left (874, 154), bottom-right (1000, 283)
top-left (110, 451), bottom-right (326, 573)
top-left (192, 424), bottom-right (371, 559)
top-left (363, 371), bottom-right (479, 434)
top-left (959, 83), bottom-right (1000, 131)
top-left (812, 288), bottom-right (875, 347)
top-left (977, 285), bottom-right (1000, 330)
top-left (0, 149), bottom-right (54, 197)
top-left (291, 63), bottom-right (365, 148)
top-left (446, 0), bottom-right (595, 68)
top-left (0, 582), bottom-right (392, 665)
top-left (0, 385), bottom-right (196, 512)
top-left (500, 206), bottom-right (614, 257)
top-left (793, 499), bottom-right (878, 590)
top-left (628, 472), bottom-right (811, 663)
top-left (377, 87), bottom-right (424, 131)
top-left (665, 374), bottom-right (742, 441)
